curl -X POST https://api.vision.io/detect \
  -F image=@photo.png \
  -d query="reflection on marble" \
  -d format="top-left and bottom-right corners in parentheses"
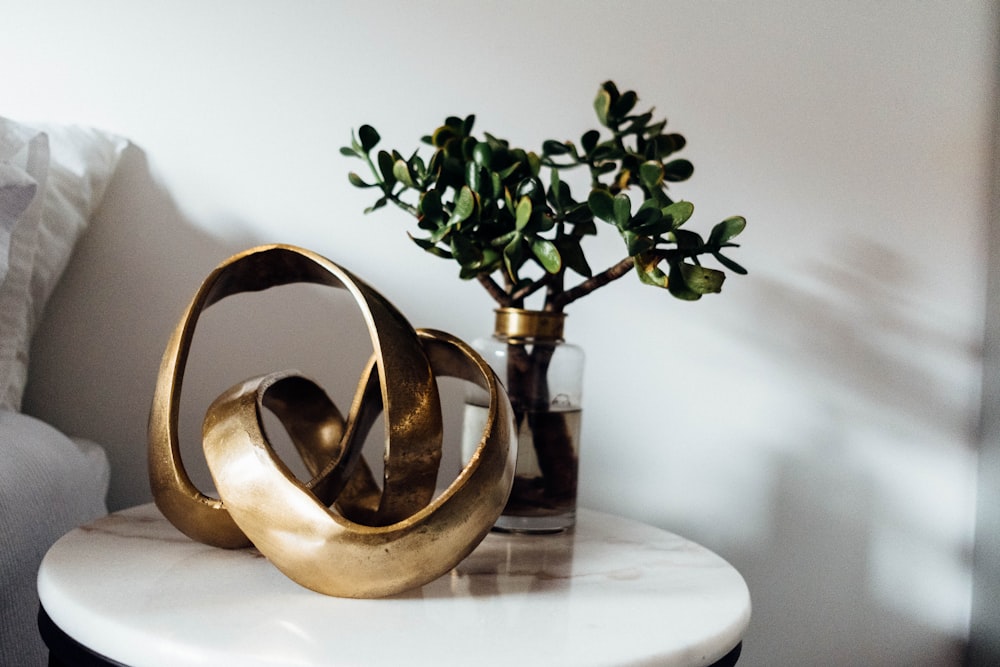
top-left (39, 504), bottom-right (750, 667)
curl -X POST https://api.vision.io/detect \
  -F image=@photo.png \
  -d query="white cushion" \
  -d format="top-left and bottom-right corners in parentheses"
top-left (0, 118), bottom-right (127, 410)
top-left (0, 122), bottom-right (48, 297)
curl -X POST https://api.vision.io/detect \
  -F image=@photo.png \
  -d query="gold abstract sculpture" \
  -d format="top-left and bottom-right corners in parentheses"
top-left (148, 244), bottom-right (516, 598)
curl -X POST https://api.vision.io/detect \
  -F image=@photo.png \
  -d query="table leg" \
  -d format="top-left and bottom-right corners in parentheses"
top-left (710, 642), bottom-right (742, 666)
top-left (38, 606), bottom-right (127, 667)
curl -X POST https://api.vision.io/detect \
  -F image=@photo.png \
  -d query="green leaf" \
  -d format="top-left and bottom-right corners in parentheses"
top-left (536, 213), bottom-right (556, 234)
top-left (667, 262), bottom-right (702, 301)
top-left (527, 152), bottom-right (542, 177)
top-left (636, 265), bottom-right (669, 288)
top-left (654, 133), bottom-right (685, 157)
top-left (448, 185), bottom-right (476, 225)
top-left (503, 186), bottom-right (515, 213)
top-left (432, 125), bottom-right (458, 148)
top-left (348, 172), bottom-right (375, 188)
top-left (708, 216), bottom-right (747, 245)
top-left (679, 263), bottom-right (725, 294)
top-left (611, 90), bottom-right (637, 119)
top-left (663, 158), bottom-right (694, 182)
top-left (429, 223), bottom-right (455, 244)
top-left (473, 142), bottom-right (493, 168)
top-left (553, 180), bottom-right (576, 210)
top-left (639, 161), bottom-right (664, 190)
top-left (503, 234), bottom-right (524, 280)
top-left (662, 201), bottom-right (695, 229)
top-left (530, 237), bottom-right (562, 273)
top-left (377, 151), bottom-right (396, 188)
top-left (637, 265), bottom-right (669, 288)
top-left (632, 251), bottom-right (667, 287)
top-left (623, 230), bottom-right (654, 255)
top-left (410, 153), bottom-right (426, 180)
top-left (490, 231), bottom-right (518, 248)
top-left (590, 143), bottom-right (622, 162)
top-left (465, 161), bottom-right (481, 192)
top-left (339, 146), bottom-right (359, 157)
top-left (392, 159), bottom-right (415, 188)
top-left (418, 190), bottom-right (443, 219)
top-left (450, 233), bottom-right (479, 266)
top-left (671, 228), bottom-right (704, 250)
top-left (498, 161), bottom-right (522, 180)
top-left (363, 197), bottom-right (387, 214)
top-left (515, 196), bottom-right (532, 231)
top-left (713, 252), bottom-right (748, 275)
top-left (631, 205), bottom-right (663, 231)
top-left (462, 114), bottom-right (476, 136)
top-left (460, 136), bottom-right (477, 161)
top-left (547, 169), bottom-right (563, 211)
top-left (408, 233), bottom-right (453, 258)
top-left (594, 87), bottom-right (612, 126)
top-left (588, 189), bottom-right (616, 223)
top-left (613, 193), bottom-right (632, 228)
top-left (358, 125), bottom-right (380, 152)
top-left (581, 129), bottom-right (600, 154)
top-left (475, 247), bottom-right (501, 270)
top-left (595, 161), bottom-right (618, 176)
top-left (624, 110), bottom-right (652, 135)
top-left (644, 121), bottom-right (667, 138)
top-left (542, 140), bottom-right (571, 155)
top-left (515, 177), bottom-right (541, 204)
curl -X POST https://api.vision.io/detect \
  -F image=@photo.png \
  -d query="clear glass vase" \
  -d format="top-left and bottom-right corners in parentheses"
top-left (462, 308), bottom-right (584, 533)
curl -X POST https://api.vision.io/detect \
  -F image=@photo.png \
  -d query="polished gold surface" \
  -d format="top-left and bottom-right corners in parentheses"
top-left (494, 307), bottom-right (565, 341)
top-left (148, 244), bottom-right (515, 596)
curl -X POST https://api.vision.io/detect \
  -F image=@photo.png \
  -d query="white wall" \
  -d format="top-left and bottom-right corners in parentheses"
top-left (4, 2), bottom-right (995, 665)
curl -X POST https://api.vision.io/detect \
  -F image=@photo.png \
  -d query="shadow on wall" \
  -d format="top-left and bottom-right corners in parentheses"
top-left (704, 239), bottom-right (978, 665)
top-left (22, 143), bottom-right (249, 509)
top-left (23, 143), bottom-right (467, 512)
top-left (734, 414), bottom-right (970, 666)
top-left (743, 236), bottom-right (980, 441)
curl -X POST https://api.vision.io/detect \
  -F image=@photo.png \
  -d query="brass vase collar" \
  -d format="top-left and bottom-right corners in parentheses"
top-left (494, 308), bottom-right (565, 341)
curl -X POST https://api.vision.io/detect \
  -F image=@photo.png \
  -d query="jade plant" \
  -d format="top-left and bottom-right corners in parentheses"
top-left (341, 80), bottom-right (747, 313)
top-left (342, 81), bottom-right (748, 522)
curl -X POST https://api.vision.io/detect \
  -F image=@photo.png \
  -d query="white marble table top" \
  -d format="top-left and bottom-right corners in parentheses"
top-left (38, 504), bottom-right (750, 667)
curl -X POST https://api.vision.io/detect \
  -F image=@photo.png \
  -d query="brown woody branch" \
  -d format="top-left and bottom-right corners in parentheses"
top-left (549, 256), bottom-right (635, 311)
top-left (477, 256), bottom-right (636, 312)
top-left (477, 274), bottom-right (513, 307)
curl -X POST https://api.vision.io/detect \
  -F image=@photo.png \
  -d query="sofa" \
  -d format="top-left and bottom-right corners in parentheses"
top-left (1, 116), bottom-right (125, 666)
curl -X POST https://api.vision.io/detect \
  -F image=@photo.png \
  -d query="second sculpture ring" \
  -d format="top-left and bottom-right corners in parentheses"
top-left (148, 244), bottom-right (516, 598)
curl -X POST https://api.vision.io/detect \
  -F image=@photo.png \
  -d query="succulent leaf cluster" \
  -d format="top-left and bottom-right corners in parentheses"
top-left (343, 81), bottom-right (746, 311)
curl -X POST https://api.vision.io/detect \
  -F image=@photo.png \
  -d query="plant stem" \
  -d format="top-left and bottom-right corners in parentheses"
top-left (476, 255), bottom-right (636, 312)
top-left (363, 153), bottom-right (420, 216)
top-left (477, 274), bottom-right (513, 307)
top-left (511, 275), bottom-right (551, 305)
top-left (505, 342), bottom-right (576, 505)
top-left (549, 256), bottom-right (635, 310)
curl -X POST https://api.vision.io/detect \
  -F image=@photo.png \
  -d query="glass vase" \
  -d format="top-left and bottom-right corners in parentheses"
top-left (462, 308), bottom-right (584, 533)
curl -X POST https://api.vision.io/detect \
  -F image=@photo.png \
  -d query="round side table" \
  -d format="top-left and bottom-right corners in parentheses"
top-left (38, 504), bottom-right (750, 666)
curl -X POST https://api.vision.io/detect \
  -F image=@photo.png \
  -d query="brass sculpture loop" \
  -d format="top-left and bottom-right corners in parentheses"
top-left (148, 244), bottom-right (516, 597)
top-left (148, 244), bottom-right (445, 547)
top-left (203, 330), bottom-right (515, 598)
